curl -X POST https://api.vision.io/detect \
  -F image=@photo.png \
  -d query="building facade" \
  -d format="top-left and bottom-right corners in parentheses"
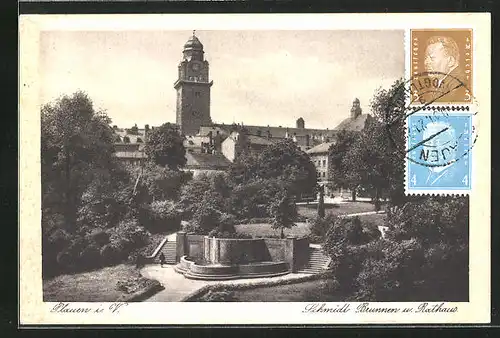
top-left (306, 142), bottom-right (333, 196)
top-left (112, 33), bottom-right (372, 184)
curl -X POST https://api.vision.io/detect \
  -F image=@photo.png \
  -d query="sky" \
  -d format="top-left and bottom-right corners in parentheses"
top-left (39, 30), bottom-right (404, 129)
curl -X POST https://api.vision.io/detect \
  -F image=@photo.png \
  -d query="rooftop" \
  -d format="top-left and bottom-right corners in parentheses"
top-left (211, 123), bottom-right (337, 140)
top-left (334, 114), bottom-right (372, 132)
top-left (306, 142), bottom-right (334, 155)
top-left (185, 152), bottom-right (232, 169)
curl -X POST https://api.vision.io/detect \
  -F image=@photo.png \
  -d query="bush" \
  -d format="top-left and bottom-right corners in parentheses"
top-left (191, 205), bottom-right (220, 234)
top-left (100, 243), bottom-right (121, 266)
top-left (87, 229), bottom-right (111, 247)
top-left (116, 275), bottom-right (157, 295)
top-left (198, 290), bottom-right (236, 302)
top-left (320, 196), bottom-right (469, 301)
top-left (42, 227), bottom-right (72, 277)
top-left (56, 250), bottom-right (75, 272)
top-left (362, 226), bottom-right (382, 243)
top-left (386, 196), bottom-right (468, 245)
top-left (145, 200), bottom-right (182, 233)
top-left (47, 228), bottom-right (72, 252)
top-left (79, 243), bottom-right (102, 270)
top-left (309, 214), bottom-right (338, 244)
top-left (219, 213), bottom-right (237, 229)
top-left (207, 229), bottom-right (252, 239)
top-left (345, 217), bottom-right (364, 245)
top-left (322, 216), bottom-right (379, 294)
top-left (353, 238), bottom-right (426, 301)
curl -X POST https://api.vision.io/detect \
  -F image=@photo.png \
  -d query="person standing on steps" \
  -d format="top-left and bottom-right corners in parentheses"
top-left (159, 252), bottom-right (166, 268)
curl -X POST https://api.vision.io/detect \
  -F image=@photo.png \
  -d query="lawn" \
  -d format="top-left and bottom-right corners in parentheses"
top-left (227, 279), bottom-right (343, 302)
top-left (43, 264), bottom-right (151, 302)
top-left (297, 201), bottom-right (383, 220)
top-left (359, 212), bottom-right (387, 230)
top-left (235, 201), bottom-right (387, 238)
top-left (235, 213), bottom-right (385, 238)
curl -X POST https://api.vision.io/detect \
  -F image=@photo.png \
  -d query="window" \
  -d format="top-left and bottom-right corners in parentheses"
top-left (322, 159), bottom-right (326, 167)
top-left (322, 172), bottom-right (326, 178)
top-left (195, 91), bottom-right (201, 98)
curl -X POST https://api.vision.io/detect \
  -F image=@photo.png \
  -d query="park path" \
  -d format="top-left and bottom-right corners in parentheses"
top-left (341, 210), bottom-right (386, 218)
top-left (140, 265), bottom-right (311, 302)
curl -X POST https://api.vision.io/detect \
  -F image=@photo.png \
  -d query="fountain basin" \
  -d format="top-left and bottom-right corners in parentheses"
top-left (174, 256), bottom-right (290, 281)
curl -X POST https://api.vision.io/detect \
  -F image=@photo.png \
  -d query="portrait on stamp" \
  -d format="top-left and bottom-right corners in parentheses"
top-left (407, 113), bottom-right (473, 191)
top-left (410, 29), bottom-right (473, 104)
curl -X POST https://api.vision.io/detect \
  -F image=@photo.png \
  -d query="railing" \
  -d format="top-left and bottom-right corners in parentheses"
top-left (146, 236), bottom-right (169, 260)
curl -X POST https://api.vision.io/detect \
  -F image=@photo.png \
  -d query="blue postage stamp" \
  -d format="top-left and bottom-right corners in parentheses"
top-left (406, 111), bottom-right (475, 194)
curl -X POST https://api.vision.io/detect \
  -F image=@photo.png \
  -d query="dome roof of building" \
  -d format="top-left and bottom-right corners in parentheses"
top-left (334, 114), bottom-right (372, 132)
top-left (184, 34), bottom-right (203, 50)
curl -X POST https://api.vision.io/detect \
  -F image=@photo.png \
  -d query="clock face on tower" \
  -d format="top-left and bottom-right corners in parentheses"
top-left (191, 63), bottom-right (200, 71)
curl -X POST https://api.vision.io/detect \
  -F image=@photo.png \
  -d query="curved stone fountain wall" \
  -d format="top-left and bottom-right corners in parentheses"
top-left (204, 237), bottom-right (268, 265)
top-left (174, 232), bottom-right (309, 280)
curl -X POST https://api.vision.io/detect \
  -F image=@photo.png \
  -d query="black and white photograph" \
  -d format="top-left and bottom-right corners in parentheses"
top-left (19, 14), bottom-right (490, 325)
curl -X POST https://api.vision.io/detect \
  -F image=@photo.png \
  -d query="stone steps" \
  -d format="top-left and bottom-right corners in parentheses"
top-left (155, 241), bottom-right (177, 264)
top-left (297, 247), bottom-right (330, 274)
top-left (179, 268), bottom-right (291, 281)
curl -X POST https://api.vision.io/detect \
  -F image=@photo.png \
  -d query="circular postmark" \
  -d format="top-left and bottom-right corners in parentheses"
top-left (383, 71), bottom-right (479, 170)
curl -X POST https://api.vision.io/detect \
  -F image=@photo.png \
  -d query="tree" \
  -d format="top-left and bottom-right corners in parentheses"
top-left (259, 140), bottom-right (317, 196)
top-left (227, 149), bottom-right (260, 185)
top-left (229, 139), bottom-right (316, 196)
top-left (343, 118), bottom-right (395, 204)
top-left (144, 123), bottom-right (186, 169)
top-left (41, 91), bottom-right (117, 232)
top-left (367, 79), bottom-right (406, 204)
top-left (268, 189), bottom-right (297, 239)
top-left (328, 79), bottom-right (407, 204)
top-left (317, 185), bottom-right (325, 218)
top-left (328, 130), bottom-right (360, 201)
top-left (131, 162), bottom-right (191, 203)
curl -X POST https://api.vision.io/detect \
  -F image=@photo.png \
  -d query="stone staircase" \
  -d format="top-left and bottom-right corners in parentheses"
top-left (158, 241), bottom-right (177, 264)
top-left (297, 247), bottom-right (331, 274)
top-left (148, 238), bottom-right (177, 265)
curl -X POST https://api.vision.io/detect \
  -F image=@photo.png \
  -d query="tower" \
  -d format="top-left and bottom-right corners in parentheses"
top-left (350, 98), bottom-right (362, 119)
top-left (174, 31), bottom-right (213, 136)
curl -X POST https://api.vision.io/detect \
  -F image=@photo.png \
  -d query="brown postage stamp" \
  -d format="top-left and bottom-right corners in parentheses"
top-left (410, 29), bottom-right (473, 105)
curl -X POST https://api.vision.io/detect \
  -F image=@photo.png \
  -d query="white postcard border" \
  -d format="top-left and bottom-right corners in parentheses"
top-left (19, 13), bottom-right (491, 325)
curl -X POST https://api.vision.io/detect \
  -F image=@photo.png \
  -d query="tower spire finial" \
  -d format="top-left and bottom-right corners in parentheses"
top-left (193, 30), bottom-right (196, 37)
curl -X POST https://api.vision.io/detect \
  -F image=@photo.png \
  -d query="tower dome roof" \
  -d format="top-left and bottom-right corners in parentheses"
top-left (184, 33), bottom-right (203, 50)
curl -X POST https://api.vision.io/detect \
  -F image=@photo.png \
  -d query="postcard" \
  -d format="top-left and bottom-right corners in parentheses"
top-left (19, 13), bottom-right (491, 325)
